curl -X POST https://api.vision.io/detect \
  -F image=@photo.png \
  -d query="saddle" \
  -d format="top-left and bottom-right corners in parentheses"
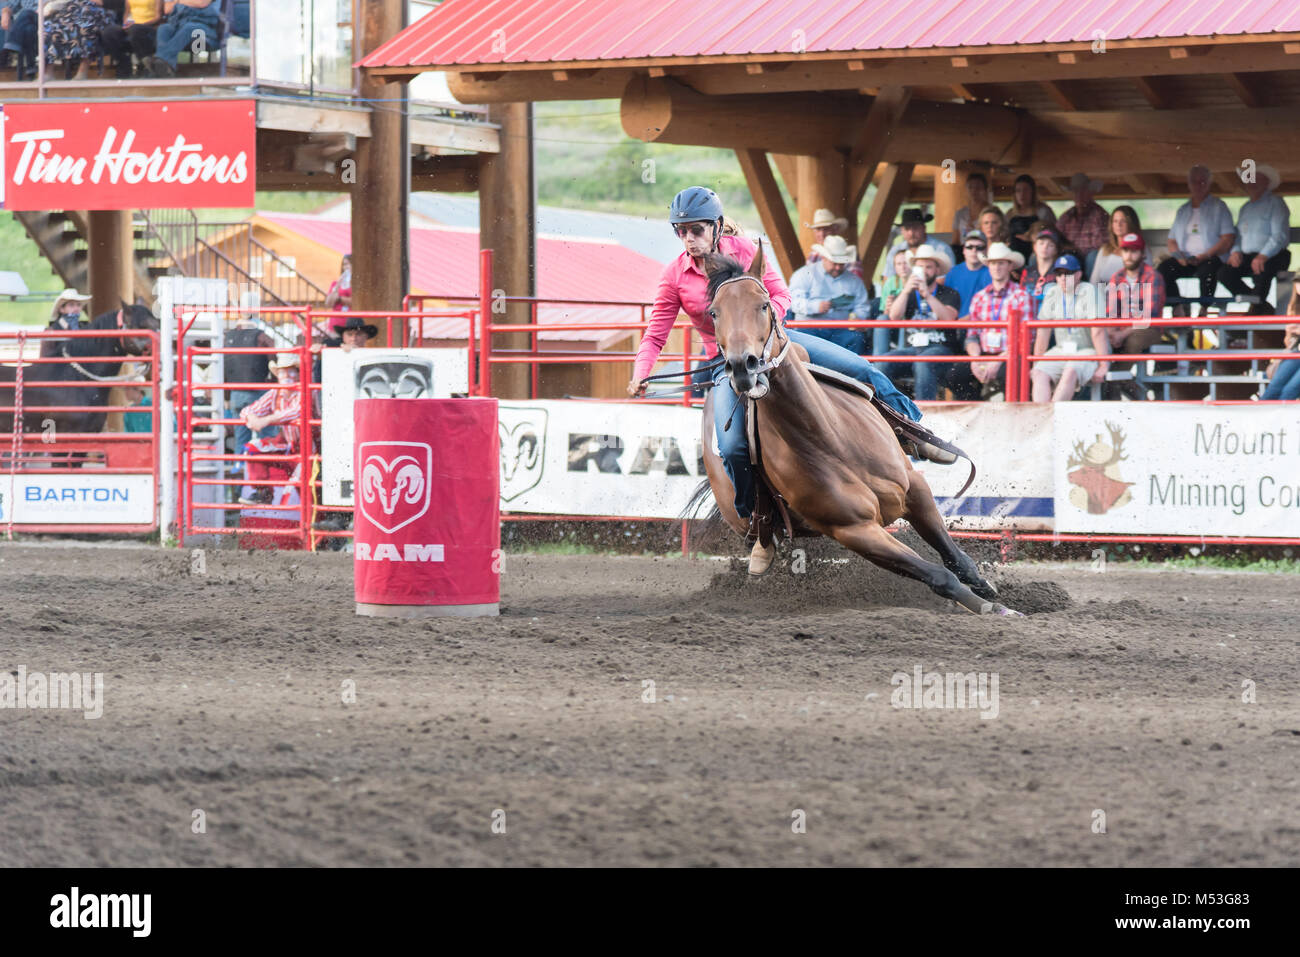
top-left (742, 363), bottom-right (977, 548)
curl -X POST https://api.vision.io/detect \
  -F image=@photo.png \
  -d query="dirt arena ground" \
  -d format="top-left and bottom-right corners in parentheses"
top-left (1, 539), bottom-right (1297, 867)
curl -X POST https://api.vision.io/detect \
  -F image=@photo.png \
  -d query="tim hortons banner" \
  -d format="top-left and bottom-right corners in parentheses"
top-left (1053, 403), bottom-right (1300, 537)
top-left (0, 100), bottom-right (255, 210)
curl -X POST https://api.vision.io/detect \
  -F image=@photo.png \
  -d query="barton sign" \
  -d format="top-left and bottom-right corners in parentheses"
top-left (0, 100), bottom-right (255, 210)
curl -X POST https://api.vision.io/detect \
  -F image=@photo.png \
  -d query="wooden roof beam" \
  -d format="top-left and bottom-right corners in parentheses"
top-left (1039, 79), bottom-right (1082, 110)
top-left (1224, 72), bottom-right (1265, 107)
top-left (735, 148), bottom-right (803, 280)
top-left (847, 85), bottom-right (912, 207)
top-left (859, 163), bottom-right (914, 280)
top-left (1132, 75), bottom-right (1170, 109)
top-left (1124, 173), bottom-right (1166, 196)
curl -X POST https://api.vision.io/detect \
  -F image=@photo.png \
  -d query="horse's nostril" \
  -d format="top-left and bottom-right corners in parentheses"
top-left (745, 354), bottom-right (759, 374)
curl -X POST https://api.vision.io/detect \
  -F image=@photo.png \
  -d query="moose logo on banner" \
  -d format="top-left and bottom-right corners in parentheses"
top-left (357, 441), bottom-right (433, 534)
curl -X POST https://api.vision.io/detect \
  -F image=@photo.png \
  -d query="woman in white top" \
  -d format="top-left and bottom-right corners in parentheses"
top-left (1089, 205), bottom-right (1145, 284)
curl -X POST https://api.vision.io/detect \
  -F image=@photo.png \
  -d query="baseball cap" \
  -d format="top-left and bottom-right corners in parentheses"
top-left (1052, 254), bottom-right (1081, 273)
top-left (1120, 232), bottom-right (1145, 250)
top-left (962, 230), bottom-right (986, 245)
top-left (1034, 227), bottom-right (1061, 244)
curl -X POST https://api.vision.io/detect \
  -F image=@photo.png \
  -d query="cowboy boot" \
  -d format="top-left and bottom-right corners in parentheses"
top-left (748, 539), bottom-right (777, 576)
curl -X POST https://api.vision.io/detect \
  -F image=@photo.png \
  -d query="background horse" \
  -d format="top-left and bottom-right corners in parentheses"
top-left (696, 247), bottom-right (1019, 616)
top-left (0, 303), bottom-right (158, 435)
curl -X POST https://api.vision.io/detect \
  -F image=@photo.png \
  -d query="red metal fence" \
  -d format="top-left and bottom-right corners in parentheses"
top-left (1, 328), bottom-right (160, 537)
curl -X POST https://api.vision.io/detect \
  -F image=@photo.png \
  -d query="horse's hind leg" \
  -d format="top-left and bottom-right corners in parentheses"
top-left (832, 522), bottom-right (1018, 616)
top-left (902, 470), bottom-right (999, 601)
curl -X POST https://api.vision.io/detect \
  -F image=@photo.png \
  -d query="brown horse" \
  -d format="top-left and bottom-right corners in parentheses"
top-left (698, 246), bottom-right (1020, 616)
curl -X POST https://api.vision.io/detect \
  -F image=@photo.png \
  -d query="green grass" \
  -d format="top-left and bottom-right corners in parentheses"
top-left (1107, 552), bottom-right (1300, 573)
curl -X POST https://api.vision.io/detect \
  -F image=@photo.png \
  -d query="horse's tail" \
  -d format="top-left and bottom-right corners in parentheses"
top-left (680, 478), bottom-right (728, 552)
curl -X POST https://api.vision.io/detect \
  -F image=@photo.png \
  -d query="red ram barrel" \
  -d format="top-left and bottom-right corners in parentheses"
top-left (353, 397), bottom-right (500, 617)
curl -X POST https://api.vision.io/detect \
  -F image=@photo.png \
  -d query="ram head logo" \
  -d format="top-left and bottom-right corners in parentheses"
top-left (355, 441), bottom-right (433, 533)
top-left (498, 408), bottom-right (548, 502)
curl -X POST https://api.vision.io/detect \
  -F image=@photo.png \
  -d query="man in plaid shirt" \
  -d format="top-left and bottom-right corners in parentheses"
top-left (1057, 173), bottom-right (1110, 275)
top-left (238, 352), bottom-right (304, 504)
top-left (1105, 232), bottom-right (1167, 399)
top-left (965, 242), bottom-right (1034, 397)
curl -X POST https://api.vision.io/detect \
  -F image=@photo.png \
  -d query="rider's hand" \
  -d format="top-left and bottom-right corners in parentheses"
top-left (627, 377), bottom-right (647, 398)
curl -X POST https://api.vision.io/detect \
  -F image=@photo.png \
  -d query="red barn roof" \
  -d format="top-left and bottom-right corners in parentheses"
top-left (361, 0), bottom-right (1300, 70)
top-left (261, 213), bottom-right (663, 345)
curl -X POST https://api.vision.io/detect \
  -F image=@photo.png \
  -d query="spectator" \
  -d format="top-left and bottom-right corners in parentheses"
top-left (789, 236), bottom-right (873, 354)
top-left (951, 172), bottom-right (995, 245)
top-left (1159, 165), bottom-right (1235, 314)
top-left (1218, 163), bottom-right (1291, 308)
top-left (884, 208), bottom-right (954, 286)
top-left (882, 244), bottom-right (963, 401)
top-left (324, 254), bottom-right (353, 314)
top-left (1, 1), bottom-right (39, 80)
top-left (803, 209), bottom-right (863, 278)
top-left (1105, 232), bottom-right (1167, 399)
top-left (1019, 225), bottom-right (1061, 309)
top-left (965, 243), bottom-right (1034, 398)
top-left (1260, 314), bottom-right (1300, 401)
top-left (333, 315), bottom-right (377, 353)
top-left (145, 0), bottom-right (219, 77)
top-left (1030, 254), bottom-right (1109, 402)
top-left (875, 247), bottom-right (911, 355)
top-left (238, 353), bottom-right (305, 505)
top-left (102, 0), bottom-right (161, 77)
top-left (1090, 205), bottom-right (1144, 285)
top-left (40, 288), bottom-right (92, 358)
top-left (977, 205), bottom-right (1009, 248)
top-left (1057, 172), bottom-right (1109, 275)
top-left (43, 0), bottom-right (116, 79)
top-left (1006, 174), bottom-right (1056, 262)
top-left (224, 315), bottom-right (275, 468)
top-left (945, 230), bottom-right (992, 318)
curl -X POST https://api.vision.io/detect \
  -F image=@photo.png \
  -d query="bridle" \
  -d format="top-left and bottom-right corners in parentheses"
top-left (711, 274), bottom-right (794, 384)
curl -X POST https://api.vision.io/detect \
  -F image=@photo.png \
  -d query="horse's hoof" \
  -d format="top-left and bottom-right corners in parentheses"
top-left (993, 604), bottom-right (1024, 617)
top-left (747, 540), bottom-right (776, 576)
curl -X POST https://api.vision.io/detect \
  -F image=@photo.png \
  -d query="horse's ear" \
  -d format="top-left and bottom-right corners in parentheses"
top-left (748, 241), bottom-right (766, 280)
top-left (116, 309), bottom-right (125, 329)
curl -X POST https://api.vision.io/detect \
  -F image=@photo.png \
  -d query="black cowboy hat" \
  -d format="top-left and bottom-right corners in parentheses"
top-left (895, 208), bottom-right (934, 226)
top-left (335, 316), bottom-right (379, 339)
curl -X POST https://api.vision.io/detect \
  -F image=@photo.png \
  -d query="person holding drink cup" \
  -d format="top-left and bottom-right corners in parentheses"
top-left (881, 245), bottom-right (963, 400)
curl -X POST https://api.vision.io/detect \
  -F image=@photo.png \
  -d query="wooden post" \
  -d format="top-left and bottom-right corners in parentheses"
top-left (859, 162), bottom-right (914, 284)
top-left (735, 148), bottom-right (802, 279)
top-left (87, 210), bottom-right (133, 316)
top-left (795, 151), bottom-right (849, 259)
top-left (933, 164), bottom-right (971, 246)
top-left (478, 102), bottom-right (536, 399)
top-left (352, 0), bottom-right (409, 332)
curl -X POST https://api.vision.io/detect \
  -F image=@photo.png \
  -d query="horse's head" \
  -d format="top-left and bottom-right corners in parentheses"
top-left (117, 301), bottom-right (160, 357)
top-left (704, 244), bottom-right (780, 398)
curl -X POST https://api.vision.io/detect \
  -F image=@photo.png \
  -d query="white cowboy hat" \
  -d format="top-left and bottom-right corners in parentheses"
top-left (1069, 172), bottom-right (1104, 193)
top-left (979, 241), bottom-right (1025, 270)
top-left (1245, 163), bottom-right (1282, 192)
top-left (811, 235), bottom-right (858, 264)
top-left (804, 208), bottom-right (848, 231)
top-left (906, 243), bottom-right (952, 276)
top-left (55, 288), bottom-right (92, 303)
top-left (268, 352), bottom-right (300, 370)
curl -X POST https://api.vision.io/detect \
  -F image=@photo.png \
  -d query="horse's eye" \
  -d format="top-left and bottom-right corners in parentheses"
top-left (708, 310), bottom-right (716, 319)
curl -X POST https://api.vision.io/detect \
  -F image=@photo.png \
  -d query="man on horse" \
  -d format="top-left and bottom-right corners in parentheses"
top-left (629, 187), bottom-right (958, 574)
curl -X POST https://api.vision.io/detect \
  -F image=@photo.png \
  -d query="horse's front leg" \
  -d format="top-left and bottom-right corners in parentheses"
top-left (902, 469), bottom-right (999, 600)
top-left (830, 521), bottom-right (1020, 616)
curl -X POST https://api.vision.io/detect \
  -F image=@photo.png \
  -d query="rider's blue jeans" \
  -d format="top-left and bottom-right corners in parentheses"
top-left (710, 329), bottom-right (921, 519)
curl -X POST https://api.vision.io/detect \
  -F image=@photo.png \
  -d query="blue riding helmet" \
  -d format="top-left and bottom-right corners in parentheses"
top-left (669, 186), bottom-right (724, 227)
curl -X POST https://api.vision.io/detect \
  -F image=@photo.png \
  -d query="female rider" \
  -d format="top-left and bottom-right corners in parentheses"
top-left (628, 187), bottom-right (952, 570)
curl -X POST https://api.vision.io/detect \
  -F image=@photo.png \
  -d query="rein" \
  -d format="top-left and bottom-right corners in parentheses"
top-left (61, 342), bottom-right (147, 384)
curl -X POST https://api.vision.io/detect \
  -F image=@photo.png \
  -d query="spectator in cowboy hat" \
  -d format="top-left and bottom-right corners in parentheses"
top-left (804, 209), bottom-right (863, 278)
top-left (884, 208), bottom-right (954, 285)
top-left (40, 288), bottom-right (94, 359)
top-left (1030, 254), bottom-right (1110, 402)
top-left (1056, 172), bottom-right (1109, 276)
top-left (882, 243), bottom-right (963, 400)
top-left (1218, 162), bottom-right (1292, 308)
top-left (789, 235), bottom-right (873, 354)
top-left (238, 352), bottom-right (305, 505)
top-left (964, 242), bottom-right (1034, 398)
top-left (334, 316), bottom-right (378, 353)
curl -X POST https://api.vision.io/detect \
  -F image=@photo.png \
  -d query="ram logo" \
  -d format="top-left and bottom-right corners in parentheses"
top-left (498, 407), bottom-right (547, 503)
top-left (356, 441), bottom-right (433, 533)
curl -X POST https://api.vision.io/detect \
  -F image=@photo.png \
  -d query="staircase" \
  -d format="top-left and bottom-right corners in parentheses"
top-left (12, 209), bottom-right (328, 309)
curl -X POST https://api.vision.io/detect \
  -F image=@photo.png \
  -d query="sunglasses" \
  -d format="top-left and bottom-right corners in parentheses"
top-left (964, 244), bottom-right (985, 250)
top-left (673, 223), bottom-right (710, 238)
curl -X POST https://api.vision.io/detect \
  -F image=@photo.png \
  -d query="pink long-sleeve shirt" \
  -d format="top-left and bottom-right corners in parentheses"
top-left (633, 235), bottom-right (791, 383)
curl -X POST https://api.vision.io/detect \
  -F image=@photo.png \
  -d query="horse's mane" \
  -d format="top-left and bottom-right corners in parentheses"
top-left (703, 253), bottom-right (747, 305)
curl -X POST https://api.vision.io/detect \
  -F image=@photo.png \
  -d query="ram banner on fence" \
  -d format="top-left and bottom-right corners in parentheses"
top-left (1053, 403), bottom-right (1300, 537)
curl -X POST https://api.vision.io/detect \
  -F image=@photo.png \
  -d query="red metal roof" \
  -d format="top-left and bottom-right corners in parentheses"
top-left (261, 214), bottom-right (661, 345)
top-left (361, 0), bottom-right (1300, 69)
